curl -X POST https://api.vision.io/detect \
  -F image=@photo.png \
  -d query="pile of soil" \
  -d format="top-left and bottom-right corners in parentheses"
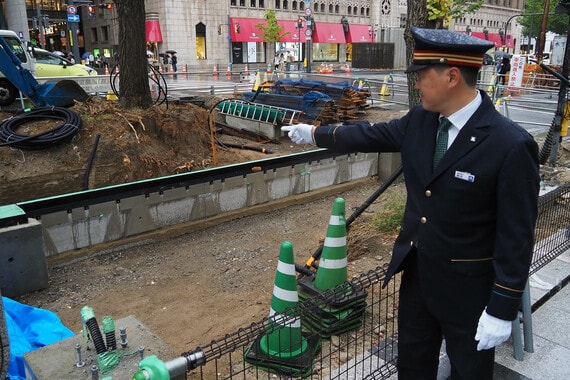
top-left (0, 96), bottom-right (315, 205)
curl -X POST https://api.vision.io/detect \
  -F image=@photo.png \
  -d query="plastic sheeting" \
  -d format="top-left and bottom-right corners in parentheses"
top-left (1, 297), bottom-right (73, 380)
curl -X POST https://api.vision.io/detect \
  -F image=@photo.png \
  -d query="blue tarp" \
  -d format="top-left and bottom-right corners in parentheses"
top-left (2, 296), bottom-right (74, 380)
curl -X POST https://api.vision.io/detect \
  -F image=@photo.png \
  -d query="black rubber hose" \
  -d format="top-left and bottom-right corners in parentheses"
top-left (84, 134), bottom-right (101, 190)
top-left (85, 317), bottom-right (107, 354)
top-left (0, 107), bottom-right (82, 150)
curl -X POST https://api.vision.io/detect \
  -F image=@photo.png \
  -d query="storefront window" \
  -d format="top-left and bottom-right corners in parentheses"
top-left (232, 41), bottom-right (265, 63)
top-left (312, 42), bottom-right (338, 61)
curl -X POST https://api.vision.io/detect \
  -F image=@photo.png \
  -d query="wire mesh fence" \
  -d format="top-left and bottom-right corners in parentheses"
top-left (530, 183), bottom-right (570, 275)
top-left (178, 265), bottom-right (399, 379)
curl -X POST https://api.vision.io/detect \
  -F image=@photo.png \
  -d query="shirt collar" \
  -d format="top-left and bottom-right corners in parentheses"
top-left (444, 91), bottom-right (482, 131)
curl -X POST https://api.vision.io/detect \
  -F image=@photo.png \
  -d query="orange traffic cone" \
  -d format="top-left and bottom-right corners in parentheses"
top-left (213, 65), bottom-right (218, 76)
top-left (244, 64), bottom-right (249, 76)
top-left (115, 66), bottom-right (119, 75)
top-left (226, 65), bottom-right (231, 77)
top-left (104, 65), bottom-right (109, 75)
top-left (182, 65), bottom-right (187, 79)
top-left (345, 63), bottom-right (351, 75)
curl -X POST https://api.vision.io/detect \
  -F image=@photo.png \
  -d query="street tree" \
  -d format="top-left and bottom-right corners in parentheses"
top-left (407, 1), bottom-right (484, 107)
top-left (114, 0), bottom-right (152, 109)
top-left (426, 0), bottom-right (484, 29)
top-left (518, 0), bottom-right (568, 45)
top-left (255, 10), bottom-right (290, 60)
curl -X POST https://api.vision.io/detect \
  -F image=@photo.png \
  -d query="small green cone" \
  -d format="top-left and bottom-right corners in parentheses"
top-left (313, 198), bottom-right (348, 291)
top-left (259, 241), bottom-right (308, 358)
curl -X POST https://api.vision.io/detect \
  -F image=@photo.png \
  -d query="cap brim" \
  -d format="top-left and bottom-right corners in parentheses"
top-left (404, 63), bottom-right (428, 73)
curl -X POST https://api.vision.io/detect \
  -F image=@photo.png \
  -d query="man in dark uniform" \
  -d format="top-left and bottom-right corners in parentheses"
top-left (282, 27), bottom-right (540, 379)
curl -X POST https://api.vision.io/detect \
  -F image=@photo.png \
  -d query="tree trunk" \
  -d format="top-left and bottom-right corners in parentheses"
top-left (406, 0), bottom-right (428, 108)
top-left (115, 0), bottom-right (152, 109)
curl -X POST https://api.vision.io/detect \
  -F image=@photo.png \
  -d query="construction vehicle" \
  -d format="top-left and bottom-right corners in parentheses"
top-left (0, 30), bottom-right (87, 107)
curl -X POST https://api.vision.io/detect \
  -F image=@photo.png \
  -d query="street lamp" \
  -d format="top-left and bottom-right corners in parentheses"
top-left (483, 27), bottom-right (489, 40)
top-left (466, 25), bottom-right (472, 36)
top-left (498, 28), bottom-right (505, 50)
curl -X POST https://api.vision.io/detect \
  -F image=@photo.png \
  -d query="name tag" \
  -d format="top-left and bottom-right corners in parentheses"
top-left (455, 170), bottom-right (475, 183)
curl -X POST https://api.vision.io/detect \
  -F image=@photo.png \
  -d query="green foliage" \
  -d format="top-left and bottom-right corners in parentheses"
top-left (427, 0), bottom-right (483, 28)
top-left (254, 10), bottom-right (289, 45)
top-left (518, 0), bottom-right (568, 38)
top-left (372, 193), bottom-right (406, 235)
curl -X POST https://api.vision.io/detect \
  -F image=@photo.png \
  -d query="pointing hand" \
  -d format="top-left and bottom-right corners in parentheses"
top-left (281, 124), bottom-right (315, 144)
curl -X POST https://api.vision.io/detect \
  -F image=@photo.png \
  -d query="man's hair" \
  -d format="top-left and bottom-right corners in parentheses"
top-left (433, 64), bottom-right (479, 87)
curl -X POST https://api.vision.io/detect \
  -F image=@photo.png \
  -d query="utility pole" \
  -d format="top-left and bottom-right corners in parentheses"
top-left (67, 0), bottom-right (81, 62)
top-left (538, 1), bottom-right (570, 165)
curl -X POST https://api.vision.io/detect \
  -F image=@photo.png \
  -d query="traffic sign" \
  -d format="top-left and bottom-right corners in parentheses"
top-left (67, 14), bottom-right (80, 22)
top-left (304, 8), bottom-right (312, 17)
top-left (67, 5), bottom-right (77, 14)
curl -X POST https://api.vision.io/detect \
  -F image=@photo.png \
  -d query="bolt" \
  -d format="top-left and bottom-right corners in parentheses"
top-left (91, 365), bottom-right (99, 380)
top-left (138, 346), bottom-right (145, 360)
top-left (119, 326), bottom-right (128, 348)
top-left (75, 343), bottom-right (85, 368)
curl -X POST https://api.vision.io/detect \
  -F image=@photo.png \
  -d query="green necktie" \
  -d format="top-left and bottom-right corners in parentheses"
top-left (433, 117), bottom-right (450, 169)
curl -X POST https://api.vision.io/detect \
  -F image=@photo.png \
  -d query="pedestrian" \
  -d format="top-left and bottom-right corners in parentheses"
top-left (286, 50), bottom-right (294, 72)
top-left (162, 54), bottom-right (169, 72)
top-left (282, 27), bottom-right (540, 379)
top-left (498, 57), bottom-right (510, 85)
top-left (274, 54), bottom-right (280, 71)
top-left (170, 53), bottom-right (177, 72)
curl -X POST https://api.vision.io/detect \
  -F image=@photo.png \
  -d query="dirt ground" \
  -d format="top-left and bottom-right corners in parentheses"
top-left (2, 95), bottom-right (570, 364)
top-left (0, 97), bottom-right (403, 359)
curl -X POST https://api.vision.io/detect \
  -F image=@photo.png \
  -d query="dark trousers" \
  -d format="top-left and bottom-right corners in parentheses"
top-left (397, 250), bottom-right (495, 380)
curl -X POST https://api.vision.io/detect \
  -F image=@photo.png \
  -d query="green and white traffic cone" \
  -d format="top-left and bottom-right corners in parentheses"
top-left (260, 241), bottom-right (306, 358)
top-left (244, 241), bottom-right (320, 377)
top-left (297, 197), bottom-right (368, 338)
top-left (313, 197), bottom-right (348, 291)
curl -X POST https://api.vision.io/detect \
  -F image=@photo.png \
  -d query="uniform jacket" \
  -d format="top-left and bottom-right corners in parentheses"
top-left (314, 91), bottom-right (540, 322)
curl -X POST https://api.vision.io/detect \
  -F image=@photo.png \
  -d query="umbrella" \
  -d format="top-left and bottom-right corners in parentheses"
top-left (81, 51), bottom-right (92, 60)
top-left (52, 50), bottom-right (65, 57)
top-left (158, 53), bottom-right (170, 57)
top-left (165, 50), bottom-right (177, 54)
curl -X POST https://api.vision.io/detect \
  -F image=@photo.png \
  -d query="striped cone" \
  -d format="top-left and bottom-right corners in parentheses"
top-left (313, 197), bottom-right (348, 291)
top-left (260, 241), bottom-right (307, 358)
top-left (245, 241), bottom-right (320, 377)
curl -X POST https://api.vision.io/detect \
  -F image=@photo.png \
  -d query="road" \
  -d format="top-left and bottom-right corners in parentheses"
top-left (160, 69), bottom-right (556, 137)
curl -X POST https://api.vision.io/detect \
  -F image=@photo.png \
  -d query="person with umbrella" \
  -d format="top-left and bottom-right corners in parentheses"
top-left (166, 50), bottom-right (177, 72)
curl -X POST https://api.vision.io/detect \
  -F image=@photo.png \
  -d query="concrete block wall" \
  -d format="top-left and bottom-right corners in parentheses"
top-left (38, 152), bottom-right (379, 258)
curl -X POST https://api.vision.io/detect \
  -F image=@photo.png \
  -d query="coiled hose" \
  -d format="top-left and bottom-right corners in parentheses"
top-left (0, 107), bottom-right (82, 150)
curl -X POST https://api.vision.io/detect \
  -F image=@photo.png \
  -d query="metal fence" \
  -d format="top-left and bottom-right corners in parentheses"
top-left (530, 183), bottom-right (570, 275)
top-left (174, 265), bottom-right (399, 380)
top-left (159, 182), bottom-right (570, 380)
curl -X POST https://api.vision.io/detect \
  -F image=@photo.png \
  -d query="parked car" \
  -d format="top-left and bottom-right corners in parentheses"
top-left (32, 48), bottom-right (97, 77)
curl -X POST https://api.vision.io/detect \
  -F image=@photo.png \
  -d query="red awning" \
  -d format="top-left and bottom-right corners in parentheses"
top-left (470, 32), bottom-right (514, 48)
top-left (145, 20), bottom-right (163, 43)
top-left (230, 18), bottom-right (265, 42)
top-left (277, 20), bottom-right (304, 43)
top-left (312, 22), bottom-right (346, 43)
top-left (346, 25), bottom-right (373, 43)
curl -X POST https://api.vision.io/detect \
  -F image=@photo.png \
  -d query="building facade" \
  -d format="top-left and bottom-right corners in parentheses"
top-left (1, 0), bottom-right (529, 71)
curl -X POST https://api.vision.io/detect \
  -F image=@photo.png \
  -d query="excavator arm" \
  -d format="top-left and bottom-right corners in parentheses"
top-left (0, 36), bottom-right (88, 107)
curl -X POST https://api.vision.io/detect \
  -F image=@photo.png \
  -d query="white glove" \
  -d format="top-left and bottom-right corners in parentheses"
top-left (475, 308), bottom-right (512, 351)
top-left (281, 124), bottom-right (315, 144)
